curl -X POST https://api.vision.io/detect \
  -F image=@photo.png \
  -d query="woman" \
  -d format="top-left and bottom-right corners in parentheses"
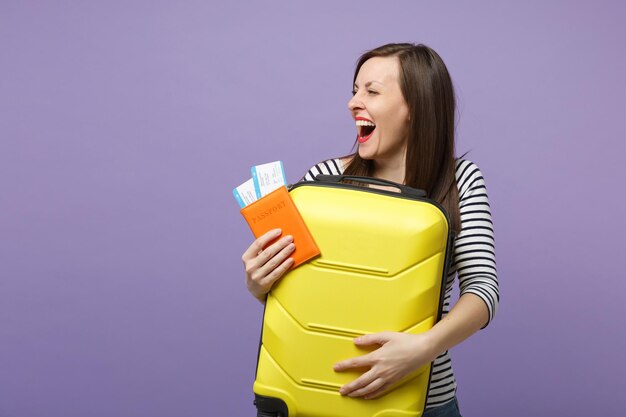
top-left (242, 43), bottom-right (498, 417)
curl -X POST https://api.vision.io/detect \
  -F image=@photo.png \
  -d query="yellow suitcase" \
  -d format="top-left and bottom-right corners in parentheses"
top-left (254, 175), bottom-right (454, 417)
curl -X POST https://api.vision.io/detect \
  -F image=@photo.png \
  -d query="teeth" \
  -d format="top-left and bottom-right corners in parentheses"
top-left (355, 120), bottom-right (376, 127)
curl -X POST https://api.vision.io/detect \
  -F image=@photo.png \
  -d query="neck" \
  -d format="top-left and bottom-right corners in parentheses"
top-left (373, 158), bottom-right (405, 184)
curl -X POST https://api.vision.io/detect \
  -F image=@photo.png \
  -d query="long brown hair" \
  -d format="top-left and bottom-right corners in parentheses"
top-left (343, 43), bottom-right (461, 234)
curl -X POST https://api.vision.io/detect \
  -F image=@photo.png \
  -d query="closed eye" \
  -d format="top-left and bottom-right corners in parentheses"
top-left (351, 89), bottom-right (379, 96)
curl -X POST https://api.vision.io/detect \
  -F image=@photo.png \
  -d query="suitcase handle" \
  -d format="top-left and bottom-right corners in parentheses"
top-left (314, 175), bottom-right (427, 198)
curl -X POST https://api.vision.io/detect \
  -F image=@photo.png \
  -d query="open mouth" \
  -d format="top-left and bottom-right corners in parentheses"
top-left (356, 118), bottom-right (376, 143)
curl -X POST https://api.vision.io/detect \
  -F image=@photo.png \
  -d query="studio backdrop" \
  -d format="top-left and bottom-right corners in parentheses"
top-left (1, 1), bottom-right (625, 416)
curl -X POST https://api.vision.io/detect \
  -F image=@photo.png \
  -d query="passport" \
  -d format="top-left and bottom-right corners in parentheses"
top-left (240, 185), bottom-right (320, 268)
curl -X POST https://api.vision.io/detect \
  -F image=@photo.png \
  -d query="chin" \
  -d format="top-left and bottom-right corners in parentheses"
top-left (357, 143), bottom-right (376, 160)
top-left (357, 148), bottom-right (373, 160)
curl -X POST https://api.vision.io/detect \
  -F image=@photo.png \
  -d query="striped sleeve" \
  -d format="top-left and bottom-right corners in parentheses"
top-left (454, 159), bottom-right (499, 327)
top-left (301, 158), bottom-right (342, 182)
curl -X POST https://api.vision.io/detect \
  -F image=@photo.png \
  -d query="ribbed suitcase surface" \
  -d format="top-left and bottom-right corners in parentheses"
top-left (254, 177), bottom-right (453, 417)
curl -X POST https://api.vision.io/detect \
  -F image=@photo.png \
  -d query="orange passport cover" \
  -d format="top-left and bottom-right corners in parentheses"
top-left (240, 186), bottom-right (320, 268)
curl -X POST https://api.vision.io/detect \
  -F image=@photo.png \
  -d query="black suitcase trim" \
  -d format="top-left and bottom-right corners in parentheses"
top-left (254, 395), bottom-right (288, 417)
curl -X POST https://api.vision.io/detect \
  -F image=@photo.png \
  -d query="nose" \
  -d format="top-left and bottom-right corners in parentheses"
top-left (347, 92), bottom-right (363, 113)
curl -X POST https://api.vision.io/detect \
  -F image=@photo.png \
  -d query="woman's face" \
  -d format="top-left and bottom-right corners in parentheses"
top-left (348, 56), bottom-right (410, 165)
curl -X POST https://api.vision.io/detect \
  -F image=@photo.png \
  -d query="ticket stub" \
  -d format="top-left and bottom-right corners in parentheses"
top-left (251, 161), bottom-right (287, 198)
top-left (232, 178), bottom-right (258, 208)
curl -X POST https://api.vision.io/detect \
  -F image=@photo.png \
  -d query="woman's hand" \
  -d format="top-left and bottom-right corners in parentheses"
top-left (333, 331), bottom-right (440, 399)
top-left (241, 228), bottom-right (296, 303)
top-left (333, 295), bottom-right (490, 399)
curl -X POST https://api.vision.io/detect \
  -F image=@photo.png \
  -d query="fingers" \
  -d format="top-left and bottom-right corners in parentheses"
top-left (256, 245), bottom-right (295, 287)
top-left (336, 360), bottom-right (392, 399)
top-left (254, 236), bottom-right (295, 275)
top-left (334, 332), bottom-right (415, 399)
top-left (333, 333), bottom-right (391, 371)
top-left (242, 228), bottom-right (282, 262)
top-left (242, 228), bottom-right (296, 301)
top-left (362, 382), bottom-right (392, 400)
top-left (338, 369), bottom-right (379, 397)
top-left (242, 231), bottom-right (294, 276)
top-left (353, 332), bottom-right (393, 347)
top-left (333, 351), bottom-right (374, 372)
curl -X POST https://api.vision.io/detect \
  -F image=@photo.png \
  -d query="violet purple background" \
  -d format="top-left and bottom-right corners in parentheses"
top-left (1, 1), bottom-right (625, 416)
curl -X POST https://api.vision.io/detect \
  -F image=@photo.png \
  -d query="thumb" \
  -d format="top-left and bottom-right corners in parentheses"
top-left (354, 332), bottom-right (393, 347)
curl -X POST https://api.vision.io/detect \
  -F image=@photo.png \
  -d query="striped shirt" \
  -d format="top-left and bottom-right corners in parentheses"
top-left (301, 157), bottom-right (499, 408)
